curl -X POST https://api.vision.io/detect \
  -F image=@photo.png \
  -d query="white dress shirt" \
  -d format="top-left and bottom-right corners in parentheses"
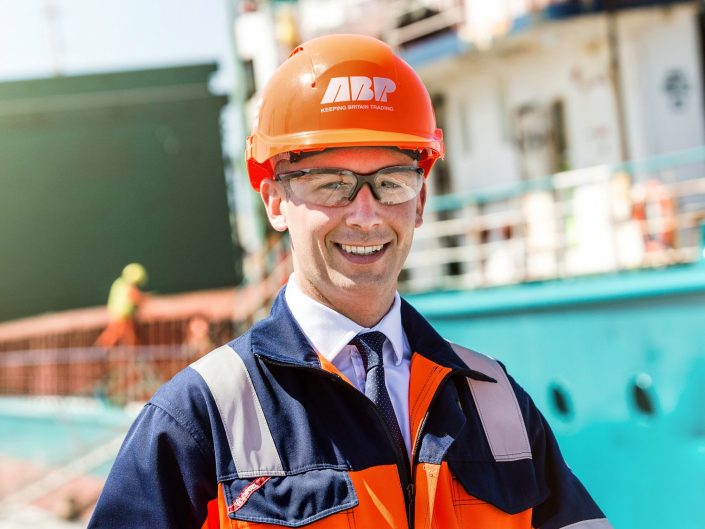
top-left (285, 275), bottom-right (412, 455)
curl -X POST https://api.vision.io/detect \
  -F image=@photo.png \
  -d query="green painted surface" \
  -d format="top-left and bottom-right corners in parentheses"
top-left (0, 64), bottom-right (240, 322)
top-left (407, 264), bottom-right (705, 528)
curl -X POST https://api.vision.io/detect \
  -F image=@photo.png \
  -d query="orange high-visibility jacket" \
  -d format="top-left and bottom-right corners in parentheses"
top-left (89, 291), bottom-right (611, 529)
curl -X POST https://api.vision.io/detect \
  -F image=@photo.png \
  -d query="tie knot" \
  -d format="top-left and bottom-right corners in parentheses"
top-left (351, 331), bottom-right (387, 371)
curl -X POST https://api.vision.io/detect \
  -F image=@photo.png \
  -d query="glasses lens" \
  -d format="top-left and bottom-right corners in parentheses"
top-left (374, 168), bottom-right (423, 205)
top-left (279, 166), bottom-right (423, 206)
top-left (286, 171), bottom-right (358, 206)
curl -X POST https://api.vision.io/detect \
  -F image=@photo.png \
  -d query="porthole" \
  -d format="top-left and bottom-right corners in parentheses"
top-left (631, 373), bottom-right (657, 417)
top-left (548, 382), bottom-right (574, 421)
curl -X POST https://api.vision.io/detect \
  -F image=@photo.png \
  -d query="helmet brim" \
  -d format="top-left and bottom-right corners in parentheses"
top-left (246, 128), bottom-right (444, 191)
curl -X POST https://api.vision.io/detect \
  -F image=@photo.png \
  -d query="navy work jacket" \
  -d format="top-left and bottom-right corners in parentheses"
top-left (88, 290), bottom-right (610, 529)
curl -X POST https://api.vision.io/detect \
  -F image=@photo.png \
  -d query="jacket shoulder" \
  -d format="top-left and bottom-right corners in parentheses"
top-left (448, 341), bottom-right (532, 462)
top-left (188, 341), bottom-right (285, 478)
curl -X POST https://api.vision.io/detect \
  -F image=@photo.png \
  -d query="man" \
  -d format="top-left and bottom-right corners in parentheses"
top-left (89, 35), bottom-right (611, 529)
top-left (95, 263), bottom-right (148, 347)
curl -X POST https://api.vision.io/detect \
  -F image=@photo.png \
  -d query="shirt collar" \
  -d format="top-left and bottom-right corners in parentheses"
top-left (284, 274), bottom-right (405, 366)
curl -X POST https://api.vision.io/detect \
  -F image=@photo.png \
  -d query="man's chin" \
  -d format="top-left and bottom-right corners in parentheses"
top-left (330, 272), bottom-right (396, 294)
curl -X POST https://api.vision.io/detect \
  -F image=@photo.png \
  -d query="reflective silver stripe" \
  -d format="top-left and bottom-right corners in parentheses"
top-left (191, 345), bottom-right (285, 478)
top-left (449, 343), bottom-right (532, 462)
top-left (561, 519), bottom-right (613, 529)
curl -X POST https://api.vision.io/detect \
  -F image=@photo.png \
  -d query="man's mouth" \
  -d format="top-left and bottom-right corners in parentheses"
top-left (339, 244), bottom-right (385, 256)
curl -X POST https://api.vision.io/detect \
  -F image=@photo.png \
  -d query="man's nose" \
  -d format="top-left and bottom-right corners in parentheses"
top-left (346, 184), bottom-right (383, 229)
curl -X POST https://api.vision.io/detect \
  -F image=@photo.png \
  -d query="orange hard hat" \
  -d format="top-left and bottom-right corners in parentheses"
top-left (246, 34), bottom-right (444, 191)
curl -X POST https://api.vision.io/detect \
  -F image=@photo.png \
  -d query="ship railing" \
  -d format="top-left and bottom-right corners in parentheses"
top-left (0, 345), bottom-right (192, 404)
top-left (402, 146), bottom-right (705, 292)
top-left (0, 235), bottom-right (293, 401)
top-left (385, 0), bottom-right (465, 47)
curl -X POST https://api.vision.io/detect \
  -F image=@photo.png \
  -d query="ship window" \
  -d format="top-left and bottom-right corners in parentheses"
top-left (631, 373), bottom-right (657, 416)
top-left (548, 382), bottom-right (573, 421)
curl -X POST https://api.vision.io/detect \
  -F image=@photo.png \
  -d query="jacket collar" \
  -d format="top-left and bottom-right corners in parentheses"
top-left (400, 298), bottom-right (495, 381)
top-left (248, 288), bottom-right (495, 381)
top-left (249, 289), bottom-right (321, 367)
top-left (284, 277), bottom-right (407, 367)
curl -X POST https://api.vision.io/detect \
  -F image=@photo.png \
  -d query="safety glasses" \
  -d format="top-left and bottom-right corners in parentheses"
top-left (276, 165), bottom-right (424, 207)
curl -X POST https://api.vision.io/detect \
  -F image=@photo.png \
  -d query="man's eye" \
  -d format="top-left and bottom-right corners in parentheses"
top-left (378, 178), bottom-right (404, 189)
top-left (318, 179), bottom-right (353, 190)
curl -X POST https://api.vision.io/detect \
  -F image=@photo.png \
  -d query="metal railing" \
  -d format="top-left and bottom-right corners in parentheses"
top-left (402, 146), bottom-right (705, 292)
top-left (0, 345), bottom-right (195, 404)
top-left (0, 234), bottom-right (291, 401)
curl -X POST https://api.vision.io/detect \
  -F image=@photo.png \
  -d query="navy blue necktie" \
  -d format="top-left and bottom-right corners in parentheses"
top-left (351, 331), bottom-right (408, 460)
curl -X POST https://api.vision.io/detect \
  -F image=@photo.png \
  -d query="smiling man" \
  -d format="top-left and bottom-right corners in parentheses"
top-left (262, 147), bottom-right (424, 328)
top-left (89, 35), bottom-right (611, 529)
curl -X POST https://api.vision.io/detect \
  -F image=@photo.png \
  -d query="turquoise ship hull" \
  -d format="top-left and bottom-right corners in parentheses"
top-left (408, 263), bottom-right (705, 528)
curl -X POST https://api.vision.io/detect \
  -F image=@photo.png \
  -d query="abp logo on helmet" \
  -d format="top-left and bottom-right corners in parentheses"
top-left (321, 76), bottom-right (396, 104)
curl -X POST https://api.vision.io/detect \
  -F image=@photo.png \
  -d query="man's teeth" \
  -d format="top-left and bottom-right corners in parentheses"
top-left (340, 244), bottom-right (384, 255)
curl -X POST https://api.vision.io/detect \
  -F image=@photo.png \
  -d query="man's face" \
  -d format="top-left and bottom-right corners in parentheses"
top-left (260, 147), bottom-right (426, 315)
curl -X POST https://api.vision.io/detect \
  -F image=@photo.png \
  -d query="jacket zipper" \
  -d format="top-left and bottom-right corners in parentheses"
top-left (259, 356), bottom-right (466, 529)
top-left (406, 370), bottom-right (455, 529)
top-left (259, 356), bottom-right (414, 528)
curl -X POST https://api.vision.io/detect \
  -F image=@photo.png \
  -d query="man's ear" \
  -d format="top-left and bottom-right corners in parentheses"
top-left (415, 181), bottom-right (427, 228)
top-left (260, 178), bottom-right (289, 232)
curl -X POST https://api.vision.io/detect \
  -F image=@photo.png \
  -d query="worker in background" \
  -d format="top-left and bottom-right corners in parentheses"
top-left (95, 263), bottom-right (147, 347)
top-left (89, 35), bottom-right (611, 529)
top-left (182, 314), bottom-right (214, 361)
